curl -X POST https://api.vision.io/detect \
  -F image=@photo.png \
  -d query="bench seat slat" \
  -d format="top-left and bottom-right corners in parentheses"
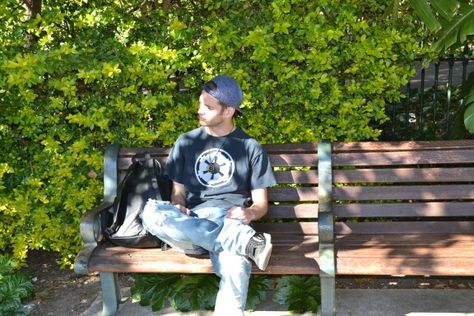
top-left (334, 202), bottom-right (474, 218)
top-left (335, 221), bottom-right (474, 234)
top-left (336, 233), bottom-right (474, 244)
top-left (88, 241), bottom-right (320, 275)
top-left (333, 184), bottom-right (474, 201)
top-left (338, 249), bottom-right (474, 260)
top-left (336, 257), bottom-right (474, 276)
top-left (337, 242), bottom-right (474, 257)
top-left (335, 232), bottom-right (474, 276)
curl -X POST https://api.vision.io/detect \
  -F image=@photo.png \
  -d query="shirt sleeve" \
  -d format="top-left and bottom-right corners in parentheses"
top-left (249, 144), bottom-right (277, 190)
top-left (165, 136), bottom-right (185, 184)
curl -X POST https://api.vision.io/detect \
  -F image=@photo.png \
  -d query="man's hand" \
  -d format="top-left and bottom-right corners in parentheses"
top-left (174, 204), bottom-right (191, 216)
top-left (171, 182), bottom-right (191, 215)
top-left (227, 188), bottom-right (270, 224)
top-left (226, 206), bottom-right (256, 224)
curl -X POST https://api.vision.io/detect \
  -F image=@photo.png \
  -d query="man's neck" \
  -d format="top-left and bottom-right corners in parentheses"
top-left (205, 123), bottom-right (236, 137)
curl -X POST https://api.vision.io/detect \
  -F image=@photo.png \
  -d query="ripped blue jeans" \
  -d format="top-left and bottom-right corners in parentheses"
top-left (140, 200), bottom-right (255, 315)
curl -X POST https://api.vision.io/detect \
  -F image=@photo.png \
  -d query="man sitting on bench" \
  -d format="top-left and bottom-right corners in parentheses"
top-left (141, 74), bottom-right (276, 316)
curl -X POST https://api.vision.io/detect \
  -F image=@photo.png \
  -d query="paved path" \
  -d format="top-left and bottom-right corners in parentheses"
top-left (84, 287), bottom-right (474, 316)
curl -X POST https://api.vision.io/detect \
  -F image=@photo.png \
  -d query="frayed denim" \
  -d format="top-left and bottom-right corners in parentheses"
top-left (140, 200), bottom-right (254, 315)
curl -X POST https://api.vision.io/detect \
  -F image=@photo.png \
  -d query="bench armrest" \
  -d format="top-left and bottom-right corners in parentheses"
top-left (75, 145), bottom-right (120, 274)
top-left (74, 202), bottom-right (113, 274)
top-left (81, 202), bottom-right (113, 243)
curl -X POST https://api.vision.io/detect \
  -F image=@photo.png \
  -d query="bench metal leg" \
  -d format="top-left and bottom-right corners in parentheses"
top-left (100, 272), bottom-right (120, 316)
top-left (320, 275), bottom-right (335, 316)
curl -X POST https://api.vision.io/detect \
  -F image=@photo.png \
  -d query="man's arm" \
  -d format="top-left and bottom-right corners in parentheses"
top-left (226, 188), bottom-right (269, 224)
top-left (171, 181), bottom-right (191, 215)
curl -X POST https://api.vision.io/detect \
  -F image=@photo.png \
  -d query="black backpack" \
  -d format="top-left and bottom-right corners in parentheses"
top-left (103, 152), bottom-right (172, 248)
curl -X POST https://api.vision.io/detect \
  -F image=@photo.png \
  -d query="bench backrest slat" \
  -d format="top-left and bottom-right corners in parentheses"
top-left (334, 167), bottom-right (474, 183)
top-left (333, 149), bottom-right (474, 166)
top-left (334, 201), bottom-right (474, 217)
top-left (332, 140), bottom-right (474, 221)
top-left (274, 170), bottom-right (318, 184)
top-left (334, 184), bottom-right (474, 200)
top-left (266, 204), bottom-right (318, 218)
top-left (333, 140), bottom-right (474, 152)
top-left (254, 222), bottom-right (318, 235)
top-left (268, 187), bottom-right (318, 202)
top-left (269, 154), bottom-right (317, 167)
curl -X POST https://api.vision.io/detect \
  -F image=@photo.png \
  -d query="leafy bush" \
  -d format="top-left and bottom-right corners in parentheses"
top-left (0, 254), bottom-right (34, 316)
top-left (131, 273), bottom-right (271, 312)
top-left (0, 0), bottom-right (424, 266)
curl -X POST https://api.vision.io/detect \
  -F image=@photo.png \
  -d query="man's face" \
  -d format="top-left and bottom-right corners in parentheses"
top-left (198, 91), bottom-right (227, 127)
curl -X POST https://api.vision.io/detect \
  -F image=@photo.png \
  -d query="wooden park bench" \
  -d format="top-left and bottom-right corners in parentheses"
top-left (74, 140), bottom-right (474, 316)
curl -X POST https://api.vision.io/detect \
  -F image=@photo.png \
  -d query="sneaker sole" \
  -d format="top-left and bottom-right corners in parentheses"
top-left (256, 233), bottom-right (272, 271)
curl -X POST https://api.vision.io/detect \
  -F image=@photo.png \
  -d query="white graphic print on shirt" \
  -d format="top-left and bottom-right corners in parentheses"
top-left (194, 148), bottom-right (235, 187)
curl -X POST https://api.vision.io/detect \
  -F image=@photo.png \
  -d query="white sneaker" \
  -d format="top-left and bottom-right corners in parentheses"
top-left (245, 233), bottom-right (272, 271)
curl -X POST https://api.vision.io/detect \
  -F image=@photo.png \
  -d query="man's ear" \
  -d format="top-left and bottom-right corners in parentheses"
top-left (224, 106), bottom-right (236, 118)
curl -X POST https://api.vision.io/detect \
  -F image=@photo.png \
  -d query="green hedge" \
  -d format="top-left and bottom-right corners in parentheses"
top-left (0, 0), bottom-right (424, 266)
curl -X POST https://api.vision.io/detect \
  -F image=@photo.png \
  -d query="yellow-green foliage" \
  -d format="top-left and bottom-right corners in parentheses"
top-left (0, 0), bottom-right (423, 267)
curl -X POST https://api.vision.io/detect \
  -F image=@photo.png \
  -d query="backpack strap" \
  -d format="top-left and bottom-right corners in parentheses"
top-left (144, 153), bottom-right (171, 250)
top-left (105, 160), bottom-right (139, 236)
top-left (144, 153), bottom-right (162, 200)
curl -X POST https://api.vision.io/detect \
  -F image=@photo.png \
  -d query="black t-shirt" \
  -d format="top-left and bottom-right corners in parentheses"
top-left (165, 127), bottom-right (277, 210)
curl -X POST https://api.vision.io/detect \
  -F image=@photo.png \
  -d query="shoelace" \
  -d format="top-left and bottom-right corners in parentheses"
top-left (247, 234), bottom-right (264, 258)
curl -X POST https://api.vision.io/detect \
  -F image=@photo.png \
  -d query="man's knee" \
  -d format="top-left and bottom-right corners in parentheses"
top-left (141, 200), bottom-right (181, 225)
top-left (141, 200), bottom-right (162, 225)
top-left (213, 252), bottom-right (251, 277)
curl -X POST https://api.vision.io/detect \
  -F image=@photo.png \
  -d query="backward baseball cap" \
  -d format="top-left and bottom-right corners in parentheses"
top-left (203, 75), bottom-right (244, 114)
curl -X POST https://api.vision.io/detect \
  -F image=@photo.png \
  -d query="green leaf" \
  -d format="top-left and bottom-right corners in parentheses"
top-left (131, 274), bottom-right (181, 311)
top-left (463, 72), bottom-right (474, 134)
top-left (170, 274), bottom-right (219, 312)
top-left (408, 0), bottom-right (442, 32)
top-left (463, 104), bottom-right (474, 133)
top-left (461, 70), bottom-right (474, 101)
top-left (0, 254), bottom-right (15, 275)
top-left (433, 2), bottom-right (474, 53)
top-left (246, 275), bottom-right (272, 311)
top-left (431, 0), bottom-right (459, 20)
top-left (273, 276), bottom-right (321, 313)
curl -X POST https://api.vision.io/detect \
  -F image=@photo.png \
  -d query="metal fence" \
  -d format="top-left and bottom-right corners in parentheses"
top-left (381, 45), bottom-right (474, 141)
